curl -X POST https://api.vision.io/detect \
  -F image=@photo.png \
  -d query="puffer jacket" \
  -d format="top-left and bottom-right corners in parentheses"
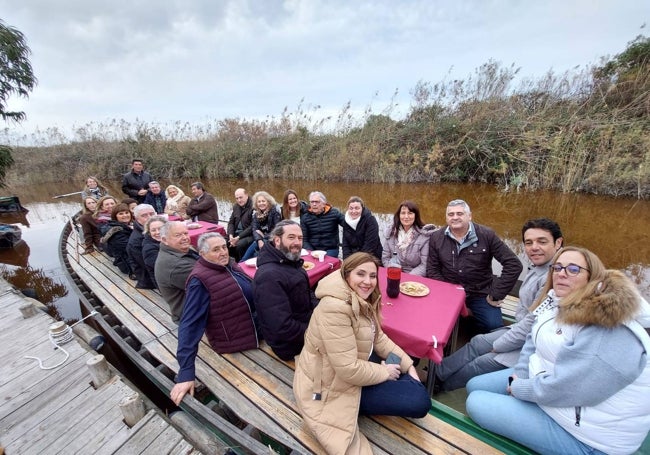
top-left (300, 203), bottom-right (344, 251)
top-left (512, 271), bottom-right (650, 455)
top-left (293, 271), bottom-right (413, 454)
top-left (342, 207), bottom-right (382, 260)
top-left (382, 224), bottom-right (436, 276)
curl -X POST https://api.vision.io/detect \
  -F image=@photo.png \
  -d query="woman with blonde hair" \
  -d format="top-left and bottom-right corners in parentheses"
top-left (294, 252), bottom-right (431, 454)
top-left (466, 246), bottom-right (650, 455)
top-left (164, 185), bottom-right (191, 219)
top-left (81, 176), bottom-right (109, 200)
top-left (241, 191), bottom-right (281, 261)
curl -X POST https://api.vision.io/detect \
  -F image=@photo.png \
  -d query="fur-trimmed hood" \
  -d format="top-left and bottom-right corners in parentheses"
top-left (557, 270), bottom-right (643, 328)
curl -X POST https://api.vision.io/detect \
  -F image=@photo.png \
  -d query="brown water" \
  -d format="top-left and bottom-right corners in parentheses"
top-left (5, 179), bottom-right (649, 318)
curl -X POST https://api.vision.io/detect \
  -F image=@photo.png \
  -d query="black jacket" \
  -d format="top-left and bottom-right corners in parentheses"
top-left (127, 221), bottom-right (155, 289)
top-left (227, 198), bottom-right (254, 239)
top-left (142, 234), bottom-right (160, 289)
top-left (121, 170), bottom-right (153, 202)
top-left (300, 204), bottom-right (344, 251)
top-left (341, 207), bottom-right (382, 260)
top-left (101, 221), bottom-right (132, 275)
top-left (252, 242), bottom-right (316, 360)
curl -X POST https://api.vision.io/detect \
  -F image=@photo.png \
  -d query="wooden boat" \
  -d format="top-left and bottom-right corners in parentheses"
top-left (0, 223), bottom-right (22, 248)
top-left (62, 219), bottom-right (650, 455)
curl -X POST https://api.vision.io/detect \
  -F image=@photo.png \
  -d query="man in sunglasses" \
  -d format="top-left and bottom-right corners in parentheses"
top-left (434, 218), bottom-right (563, 392)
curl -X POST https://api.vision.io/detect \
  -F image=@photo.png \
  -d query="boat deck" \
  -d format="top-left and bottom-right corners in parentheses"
top-left (0, 279), bottom-right (204, 455)
top-left (60, 222), bottom-right (541, 454)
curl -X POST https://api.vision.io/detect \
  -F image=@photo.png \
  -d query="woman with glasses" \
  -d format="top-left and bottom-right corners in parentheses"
top-left (465, 246), bottom-right (650, 455)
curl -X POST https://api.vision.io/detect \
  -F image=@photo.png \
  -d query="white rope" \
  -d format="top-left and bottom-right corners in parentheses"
top-left (24, 311), bottom-right (99, 370)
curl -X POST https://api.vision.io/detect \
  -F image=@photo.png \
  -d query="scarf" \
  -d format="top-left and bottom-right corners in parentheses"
top-left (397, 226), bottom-right (415, 251)
top-left (345, 212), bottom-right (360, 230)
top-left (166, 186), bottom-right (186, 210)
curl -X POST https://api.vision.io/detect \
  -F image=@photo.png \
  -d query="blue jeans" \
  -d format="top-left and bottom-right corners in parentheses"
top-left (359, 374), bottom-right (431, 418)
top-left (466, 370), bottom-right (605, 455)
top-left (466, 296), bottom-right (504, 333)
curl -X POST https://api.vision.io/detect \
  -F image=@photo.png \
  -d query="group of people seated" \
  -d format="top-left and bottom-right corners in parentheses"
top-left (77, 159), bottom-right (649, 455)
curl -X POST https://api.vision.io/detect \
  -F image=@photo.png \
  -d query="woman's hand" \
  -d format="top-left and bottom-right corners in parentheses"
top-left (382, 361), bottom-right (400, 381)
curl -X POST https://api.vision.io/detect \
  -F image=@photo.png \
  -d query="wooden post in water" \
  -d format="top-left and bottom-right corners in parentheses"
top-left (86, 354), bottom-right (112, 388)
top-left (119, 393), bottom-right (146, 427)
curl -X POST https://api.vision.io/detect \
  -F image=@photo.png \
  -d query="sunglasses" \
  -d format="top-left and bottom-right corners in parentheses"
top-left (550, 263), bottom-right (590, 276)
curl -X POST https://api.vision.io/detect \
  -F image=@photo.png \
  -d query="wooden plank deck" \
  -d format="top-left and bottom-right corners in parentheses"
top-left (0, 279), bottom-right (205, 455)
top-left (63, 227), bottom-right (508, 454)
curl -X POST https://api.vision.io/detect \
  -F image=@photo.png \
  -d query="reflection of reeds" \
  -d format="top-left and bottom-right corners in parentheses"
top-left (0, 265), bottom-right (68, 310)
top-left (4, 38), bottom-right (649, 198)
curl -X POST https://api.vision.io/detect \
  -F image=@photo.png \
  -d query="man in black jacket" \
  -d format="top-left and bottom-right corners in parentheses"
top-left (227, 188), bottom-right (253, 261)
top-left (426, 199), bottom-right (522, 333)
top-left (121, 159), bottom-right (153, 203)
top-left (253, 220), bottom-right (316, 360)
top-left (127, 204), bottom-right (156, 289)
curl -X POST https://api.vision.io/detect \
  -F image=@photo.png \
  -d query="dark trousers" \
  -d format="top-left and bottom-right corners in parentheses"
top-left (467, 296), bottom-right (504, 334)
top-left (359, 374), bottom-right (431, 417)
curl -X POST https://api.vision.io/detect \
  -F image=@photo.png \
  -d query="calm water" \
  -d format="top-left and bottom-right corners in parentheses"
top-left (4, 179), bottom-right (649, 320)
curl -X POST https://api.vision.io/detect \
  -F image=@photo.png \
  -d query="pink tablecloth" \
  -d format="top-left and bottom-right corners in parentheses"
top-left (240, 250), bottom-right (341, 288)
top-left (187, 221), bottom-right (227, 247)
top-left (378, 268), bottom-right (467, 364)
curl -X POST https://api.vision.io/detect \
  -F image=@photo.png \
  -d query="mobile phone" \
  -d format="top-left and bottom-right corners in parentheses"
top-left (385, 352), bottom-right (401, 365)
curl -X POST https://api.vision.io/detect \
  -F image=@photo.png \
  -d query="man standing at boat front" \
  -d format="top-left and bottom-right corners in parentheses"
top-left (155, 221), bottom-right (199, 323)
top-left (121, 159), bottom-right (153, 204)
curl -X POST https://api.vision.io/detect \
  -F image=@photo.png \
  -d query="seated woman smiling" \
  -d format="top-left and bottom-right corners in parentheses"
top-left (293, 252), bottom-right (430, 454)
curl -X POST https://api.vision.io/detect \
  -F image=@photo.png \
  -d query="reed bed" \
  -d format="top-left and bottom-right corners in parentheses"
top-left (4, 37), bottom-right (649, 198)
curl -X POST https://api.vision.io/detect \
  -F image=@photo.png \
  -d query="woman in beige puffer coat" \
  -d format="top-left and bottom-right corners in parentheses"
top-left (293, 252), bottom-right (431, 454)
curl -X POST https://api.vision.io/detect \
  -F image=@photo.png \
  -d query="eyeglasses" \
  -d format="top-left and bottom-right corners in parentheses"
top-left (550, 263), bottom-right (589, 276)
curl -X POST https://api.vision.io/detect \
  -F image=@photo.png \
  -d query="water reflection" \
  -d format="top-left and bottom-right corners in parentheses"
top-left (5, 180), bottom-right (650, 300)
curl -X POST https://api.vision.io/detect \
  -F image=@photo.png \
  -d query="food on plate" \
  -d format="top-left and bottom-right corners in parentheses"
top-left (302, 261), bottom-right (315, 271)
top-left (399, 281), bottom-right (430, 297)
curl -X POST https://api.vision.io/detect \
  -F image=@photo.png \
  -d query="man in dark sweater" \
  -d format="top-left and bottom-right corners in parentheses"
top-left (155, 221), bottom-right (200, 322)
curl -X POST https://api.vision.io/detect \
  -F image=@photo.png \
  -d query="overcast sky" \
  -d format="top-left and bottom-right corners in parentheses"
top-left (1, 0), bottom-right (647, 143)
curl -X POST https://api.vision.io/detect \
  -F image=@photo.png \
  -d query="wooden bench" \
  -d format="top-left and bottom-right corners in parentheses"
top-left (63, 228), bottom-right (528, 454)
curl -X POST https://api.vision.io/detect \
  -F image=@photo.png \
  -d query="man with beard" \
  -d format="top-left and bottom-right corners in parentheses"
top-left (253, 220), bottom-right (317, 360)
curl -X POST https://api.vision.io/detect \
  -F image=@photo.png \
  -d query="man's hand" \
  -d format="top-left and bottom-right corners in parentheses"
top-left (137, 188), bottom-right (148, 196)
top-left (486, 295), bottom-right (503, 307)
top-left (170, 381), bottom-right (195, 405)
top-left (229, 235), bottom-right (239, 247)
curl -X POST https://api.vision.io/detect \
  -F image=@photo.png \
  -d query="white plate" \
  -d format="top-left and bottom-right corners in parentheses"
top-left (311, 250), bottom-right (326, 259)
top-left (244, 258), bottom-right (257, 267)
top-left (300, 249), bottom-right (309, 256)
